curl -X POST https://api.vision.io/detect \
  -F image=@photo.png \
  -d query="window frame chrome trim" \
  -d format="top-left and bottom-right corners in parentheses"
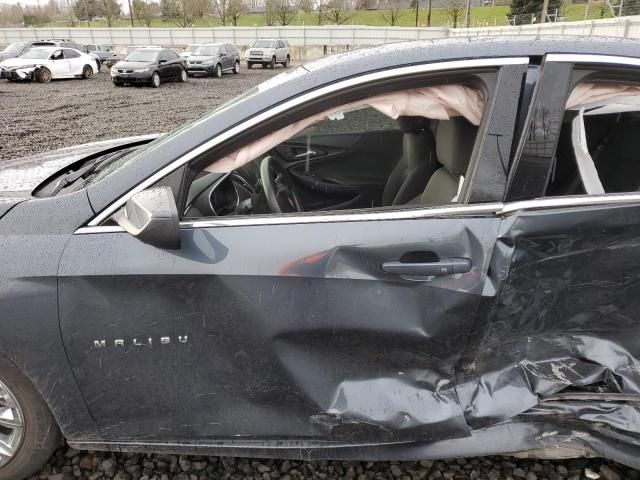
top-left (546, 53), bottom-right (640, 68)
top-left (87, 57), bottom-right (529, 227)
top-left (74, 193), bottom-right (640, 235)
top-left (75, 203), bottom-right (504, 234)
top-left (500, 192), bottom-right (640, 215)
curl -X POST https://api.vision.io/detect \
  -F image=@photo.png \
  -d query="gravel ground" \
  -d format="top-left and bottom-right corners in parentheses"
top-left (4, 63), bottom-right (640, 480)
top-left (0, 66), bottom-right (282, 161)
top-left (28, 447), bottom-right (640, 480)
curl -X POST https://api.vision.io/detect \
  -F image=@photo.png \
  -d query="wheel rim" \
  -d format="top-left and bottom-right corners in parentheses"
top-left (181, 69), bottom-right (186, 81)
top-left (42, 70), bottom-right (51, 82)
top-left (217, 65), bottom-right (221, 76)
top-left (0, 379), bottom-right (24, 468)
top-left (153, 73), bottom-right (159, 86)
top-left (84, 67), bottom-right (92, 78)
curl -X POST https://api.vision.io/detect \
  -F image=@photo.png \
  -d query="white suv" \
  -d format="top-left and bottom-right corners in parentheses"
top-left (246, 39), bottom-right (290, 69)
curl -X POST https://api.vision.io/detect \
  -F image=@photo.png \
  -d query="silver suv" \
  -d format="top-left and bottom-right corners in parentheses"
top-left (246, 39), bottom-right (290, 69)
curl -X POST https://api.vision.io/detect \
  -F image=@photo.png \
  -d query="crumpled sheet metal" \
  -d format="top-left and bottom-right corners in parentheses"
top-left (453, 203), bottom-right (640, 466)
top-left (58, 205), bottom-right (640, 465)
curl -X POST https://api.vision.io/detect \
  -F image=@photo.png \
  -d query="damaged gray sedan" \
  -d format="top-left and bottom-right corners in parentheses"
top-left (3, 36), bottom-right (640, 480)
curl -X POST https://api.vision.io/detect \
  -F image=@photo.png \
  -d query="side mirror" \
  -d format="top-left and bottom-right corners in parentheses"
top-left (113, 186), bottom-right (181, 249)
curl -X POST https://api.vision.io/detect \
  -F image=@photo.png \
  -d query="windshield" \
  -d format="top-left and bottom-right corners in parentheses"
top-left (21, 48), bottom-right (53, 60)
top-left (252, 40), bottom-right (275, 48)
top-left (3, 42), bottom-right (25, 54)
top-left (194, 46), bottom-right (219, 56)
top-left (186, 45), bottom-right (199, 52)
top-left (124, 50), bottom-right (159, 62)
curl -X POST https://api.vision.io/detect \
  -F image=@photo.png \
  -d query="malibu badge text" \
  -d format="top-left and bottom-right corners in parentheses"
top-left (93, 335), bottom-right (189, 349)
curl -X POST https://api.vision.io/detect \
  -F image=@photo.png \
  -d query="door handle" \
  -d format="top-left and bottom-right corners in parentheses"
top-left (381, 258), bottom-right (472, 277)
top-left (294, 150), bottom-right (317, 159)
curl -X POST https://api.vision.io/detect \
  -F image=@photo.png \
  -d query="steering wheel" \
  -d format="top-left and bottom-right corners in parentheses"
top-left (260, 156), bottom-right (304, 214)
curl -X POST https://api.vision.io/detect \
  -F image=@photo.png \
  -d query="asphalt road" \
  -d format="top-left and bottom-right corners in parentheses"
top-left (1, 64), bottom-right (639, 480)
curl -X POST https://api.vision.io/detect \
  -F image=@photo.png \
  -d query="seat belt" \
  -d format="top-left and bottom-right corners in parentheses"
top-left (571, 108), bottom-right (605, 195)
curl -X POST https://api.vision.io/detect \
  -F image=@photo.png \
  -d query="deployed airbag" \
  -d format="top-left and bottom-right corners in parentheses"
top-left (206, 85), bottom-right (484, 173)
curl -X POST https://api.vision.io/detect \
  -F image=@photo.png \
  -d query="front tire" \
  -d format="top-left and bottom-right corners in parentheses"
top-left (233, 60), bottom-right (240, 74)
top-left (0, 357), bottom-right (61, 480)
top-left (283, 55), bottom-right (290, 68)
top-left (34, 67), bottom-right (51, 83)
top-left (213, 63), bottom-right (222, 78)
top-left (269, 56), bottom-right (276, 69)
top-left (81, 65), bottom-right (93, 79)
top-left (150, 71), bottom-right (161, 88)
top-left (247, 62), bottom-right (253, 69)
top-left (179, 68), bottom-right (187, 82)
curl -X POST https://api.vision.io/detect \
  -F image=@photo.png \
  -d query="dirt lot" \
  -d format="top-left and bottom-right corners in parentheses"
top-left (0, 66), bottom-right (281, 161)
top-left (2, 65), bottom-right (640, 480)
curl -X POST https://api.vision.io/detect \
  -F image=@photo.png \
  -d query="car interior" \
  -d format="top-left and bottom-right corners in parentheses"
top-left (184, 84), bottom-right (483, 218)
top-left (547, 81), bottom-right (640, 197)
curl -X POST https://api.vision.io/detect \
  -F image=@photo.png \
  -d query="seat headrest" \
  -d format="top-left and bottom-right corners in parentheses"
top-left (397, 116), bottom-right (431, 133)
top-left (436, 117), bottom-right (478, 177)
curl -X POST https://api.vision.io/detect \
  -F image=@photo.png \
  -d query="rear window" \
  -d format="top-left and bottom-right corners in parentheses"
top-left (547, 82), bottom-right (640, 196)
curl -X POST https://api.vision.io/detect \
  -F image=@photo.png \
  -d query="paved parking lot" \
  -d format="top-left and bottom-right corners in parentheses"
top-left (0, 66), bottom-right (282, 161)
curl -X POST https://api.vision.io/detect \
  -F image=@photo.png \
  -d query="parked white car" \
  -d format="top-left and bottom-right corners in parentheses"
top-left (0, 47), bottom-right (98, 83)
top-left (246, 39), bottom-right (291, 69)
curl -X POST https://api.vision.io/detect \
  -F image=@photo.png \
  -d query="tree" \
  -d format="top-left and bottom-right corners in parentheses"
top-left (46, 0), bottom-right (60, 16)
top-left (275, 0), bottom-right (297, 25)
top-left (0, 3), bottom-right (23, 26)
top-left (298, 0), bottom-right (313, 12)
top-left (22, 5), bottom-right (51, 26)
top-left (314, 0), bottom-right (323, 24)
top-left (191, 0), bottom-right (209, 17)
top-left (96, 0), bottom-right (121, 26)
top-left (211, 0), bottom-right (230, 24)
top-left (409, 0), bottom-right (419, 26)
top-left (161, 0), bottom-right (179, 18)
top-left (509, 0), bottom-right (562, 23)
top-left (379, 0), bottom-right (402, 25)
top-left (59, 0), bottom-right (77, 25)
top-left (321, 0), bottom-right (355, 24)
top-left (161, 0), bottom-right (198, 26)
top-left (264, 0), bottom-right (277, 25)
top-left (446, 0), bottom-right (464, 27)
top-left (133, 0), bottom-right (158, 25)
top-left (212, 0), bottom-right (246, 25)
top-left (73, 0), bottom-right (99, 21)
top-left (227, 0), bottom-right (247, 24)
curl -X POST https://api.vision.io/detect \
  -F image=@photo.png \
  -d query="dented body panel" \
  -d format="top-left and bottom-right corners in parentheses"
top-left (2, 37), bottom-right (640, 467)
